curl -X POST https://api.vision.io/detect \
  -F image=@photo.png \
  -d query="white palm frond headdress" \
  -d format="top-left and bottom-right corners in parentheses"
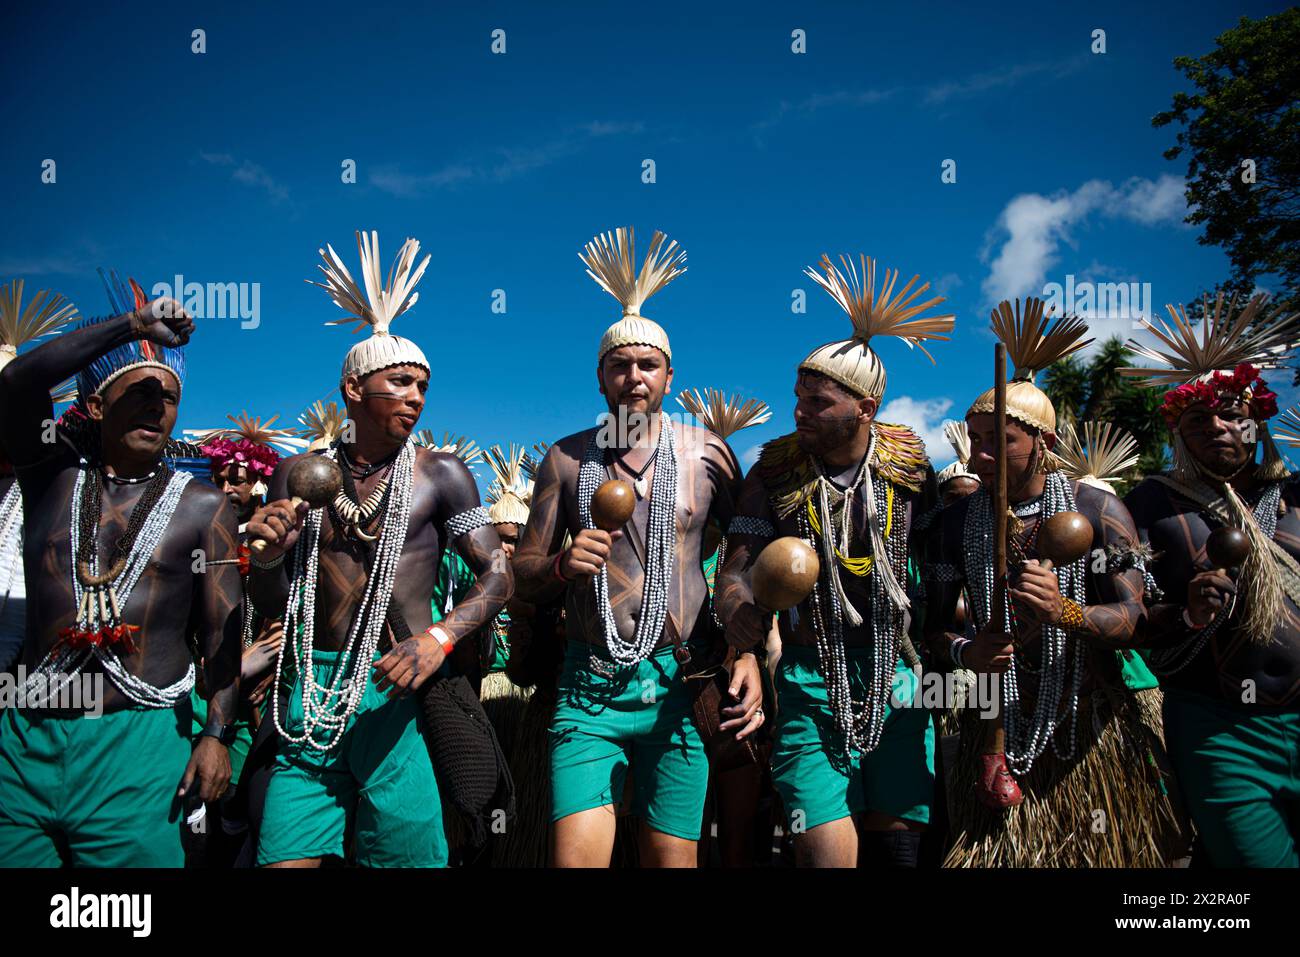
top-left (0, 280), bottom-right (79, 370)
top-left (676, 388), bottom-right (771, 440)
top-left (309, 230), bottom-right (433, 383)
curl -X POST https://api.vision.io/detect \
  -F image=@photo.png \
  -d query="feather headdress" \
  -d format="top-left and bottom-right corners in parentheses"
top-left (309, 230), bottom-right (432, 383)
top-left (935, 419), bottom-right (981, 486)
top-left (185, 412), bottom-right (308, 456)
top-left (484, 443), bottom-right (534, 526)
top-left (1272, 406), bottom-right (1300, 450)
top-left (76, 270), bottom-right (186, 403)
top-left (186, 412), bottom-right (306, 496)
top-left (1054, 421), bottom-right (1140, 494)
top-left (0, 279), bottom-right (78, 371)
top-left (298, 400), bottom-right (348, 452)
top-left (1121, 292), bottom-right (1296, 480)
top-left (582, 227), bottom-right (686, 364)
top-left (800, 254), bottom-right (955, 399)
top-left (675, 388), bottom-right (771, 440)
top-left (966, 297), bottom-right (1091, 433)
top-left (521, 442), bottom-right (550, 481)
top-left (1121, 293), bottom-right (1300, 389)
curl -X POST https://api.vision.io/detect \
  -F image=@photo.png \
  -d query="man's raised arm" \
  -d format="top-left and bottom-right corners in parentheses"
top-left (0, 297), bottom-right (191, 467)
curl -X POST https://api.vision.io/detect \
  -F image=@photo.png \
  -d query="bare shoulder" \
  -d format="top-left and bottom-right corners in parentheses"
top-left (675, 421), bottom-right (731, 464)
top-left (415, 445), bottom-right (474, 480)
top-left (1072, 480), bottom-right (1129, 518)
top-left (1071, 480), bottom-right (1138, 544)
top-left (180, 475), bottom-right (228, 515)
top-left (543, 429), bottom-right (597, 480)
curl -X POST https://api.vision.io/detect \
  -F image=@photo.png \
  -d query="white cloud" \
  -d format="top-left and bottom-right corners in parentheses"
top-left (371, 121), bottom-right (644, 197)
top-left (199, 152), bottom-right (289, 203)
top-left (741, 442), bottom-right (763, 469)
top-left (752, 88), bottom-right (897, 136)
top-left (877, 396), bottom-right (955, 465)
top-left (924, 57), bottom-right (1086, 105)
top-left (981, 175), bottom-right (1189, 307)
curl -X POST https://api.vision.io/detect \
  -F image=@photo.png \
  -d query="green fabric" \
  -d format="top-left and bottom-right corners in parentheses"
top-left (257, 649), bottom-right (447, 868)
top-left (771, 646), bottom-right (934, 830)
top-left (1117, 649), bottom-right (1160, 691)
top-left (430, 549), bottom-right (476, 623)
top-left (549, 641), bottom-right (708, 840)
top-left (486, 613), bottom-right (510, 673)
top-left (190, 686), bottom-right (255, 784)
top-left (0, 701), bottom-right (192, 867)
top-left (703, 550), bottom-right (720, 597)
top-left (1161, 689), bottom-right (1300, 867)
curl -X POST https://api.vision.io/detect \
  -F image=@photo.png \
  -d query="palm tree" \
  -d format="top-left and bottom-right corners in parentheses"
top-left (1042, 336), bottom-right (1169, 489)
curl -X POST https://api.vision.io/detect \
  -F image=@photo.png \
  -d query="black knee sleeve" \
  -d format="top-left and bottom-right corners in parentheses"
top-left (861, 828), bottom-right (921, 868)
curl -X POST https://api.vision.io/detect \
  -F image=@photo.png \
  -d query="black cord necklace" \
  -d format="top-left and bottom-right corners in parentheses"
top-left (612, 445), bottom-right (658, 498)
top-left (338, 443), bottom-right (399, 480)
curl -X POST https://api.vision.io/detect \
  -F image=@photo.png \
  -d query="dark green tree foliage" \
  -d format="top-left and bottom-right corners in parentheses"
top-left (1042, 338), bottom-right (1169, 492)
top-left (1152, 11), bottom-right (1300, 348)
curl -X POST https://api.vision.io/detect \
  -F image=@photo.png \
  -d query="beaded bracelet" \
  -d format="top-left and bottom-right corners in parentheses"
top-left (1181, 607), bottom-right (1209, 631)
top-left (1057, 598), bottom-right (1085, 631)
top-left (552, 551), bottom-right (569, 583)
top-left (249, 550), bottom-right (285, 571)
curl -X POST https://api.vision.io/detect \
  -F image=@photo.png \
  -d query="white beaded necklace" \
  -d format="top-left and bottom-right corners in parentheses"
top-left (273, 440), bottom-right (415, 752)
top-left (802, 427), bottom-right (909, 754)
top-left (963, 470), bottom-right (1087, 774)
top-left (24, 463), bottom-right (195, 708)
top-left (577, 417), bottom-right (677, 674)
top-left (0, 483), bottom-right (22, 620)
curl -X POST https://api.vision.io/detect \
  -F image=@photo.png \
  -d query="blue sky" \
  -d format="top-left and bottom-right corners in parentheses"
top-left (2, 0), bottom-right (1294, 478)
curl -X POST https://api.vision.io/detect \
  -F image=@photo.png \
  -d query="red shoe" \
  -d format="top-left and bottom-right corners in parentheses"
top-left (977, 752), bottom-right (1023, 809)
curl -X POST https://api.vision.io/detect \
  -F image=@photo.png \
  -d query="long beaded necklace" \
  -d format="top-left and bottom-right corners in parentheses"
top-left (963, 470), bottom-right (1086, 774)
top-left (802, 427), bottom-right (909, 755)
top-left (577, 417), bottom-right (677, 674)
top-left (273, 439), bottom-right (415, 753)
top-left (72, 464), bottom-right (173, 641)
top-left (24, 461), bottom-right (195, 708)
top-left (0, 483), bottom-right (22, 621)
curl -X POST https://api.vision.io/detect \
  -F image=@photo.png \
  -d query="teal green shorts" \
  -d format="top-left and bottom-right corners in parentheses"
top-left (549, 641), bottom-right (707, 840)
top-left (772, 646), bottom-right (934, 832)
top-left (0, 700), bottom-right (192, 867)
top-left (257, 649), bottom-right (447, 868)
top-left (1162, 689), bottom-right (1300, 868)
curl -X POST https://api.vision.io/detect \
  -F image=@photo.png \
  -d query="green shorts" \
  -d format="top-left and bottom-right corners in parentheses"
top-left (0, 700), bottom-right (192, 867)
top-left (1162, 689), bottom-right (1300, 868)
top-left (257, 649), bottom-right (447, 868)
top-left (549, 641), bottom-right (707, 841)
top-left (772, 645), bottom-right (934, 832)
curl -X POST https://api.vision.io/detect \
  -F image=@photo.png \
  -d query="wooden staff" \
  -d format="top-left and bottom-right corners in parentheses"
top-left (984, 342), bottom-right (1009, 756)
